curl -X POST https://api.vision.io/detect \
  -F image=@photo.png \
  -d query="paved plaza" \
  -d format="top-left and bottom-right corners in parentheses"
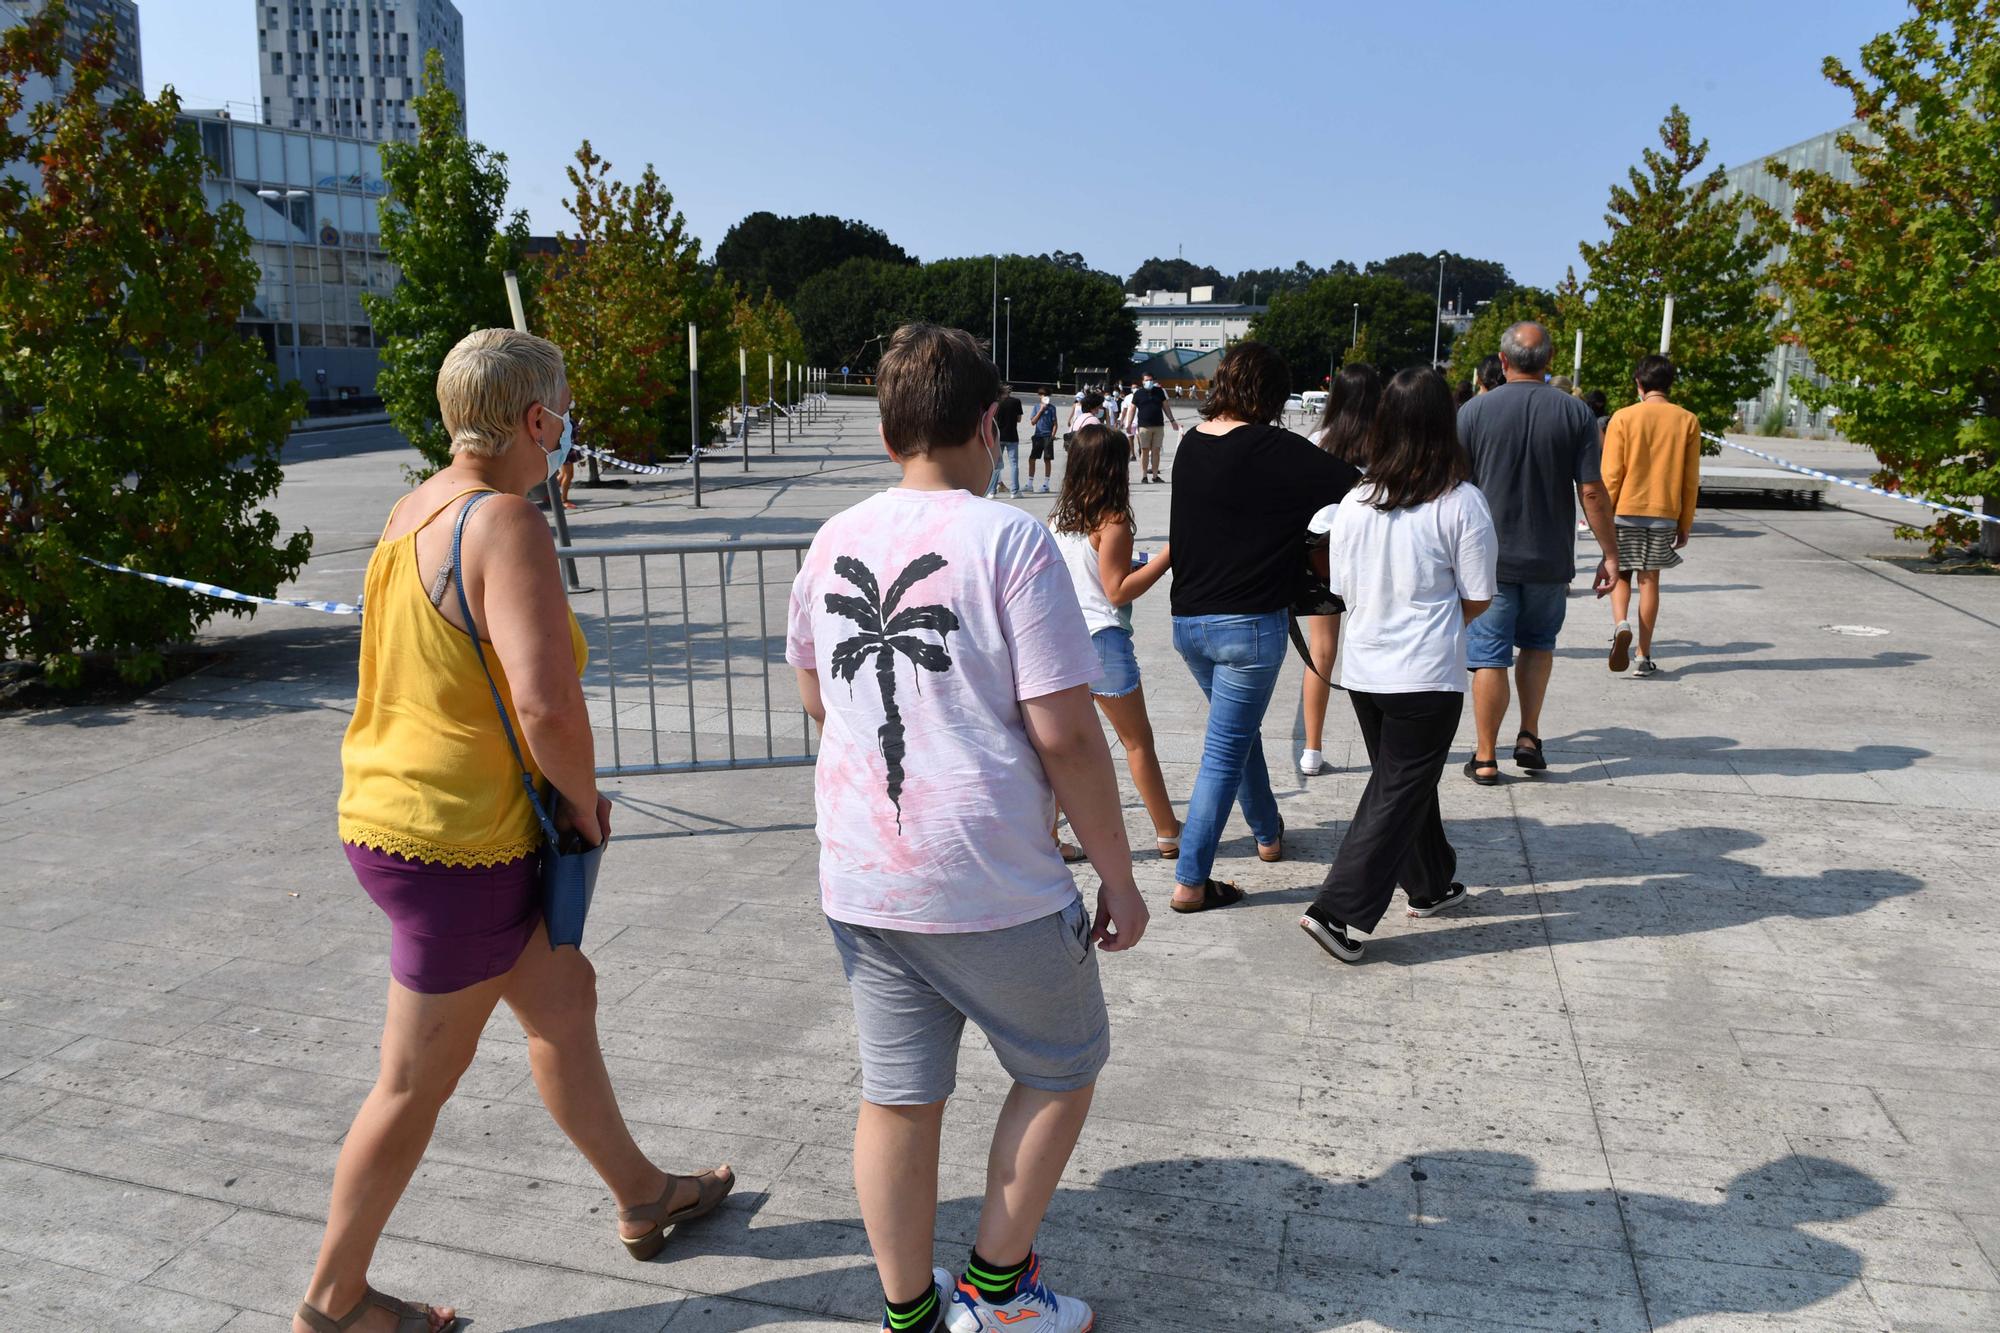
top-left (4, 400), bottom-right (1999, 1331)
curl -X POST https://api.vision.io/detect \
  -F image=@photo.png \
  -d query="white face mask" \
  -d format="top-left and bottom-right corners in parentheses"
top-left (539, 404), bottom-right (574, 482)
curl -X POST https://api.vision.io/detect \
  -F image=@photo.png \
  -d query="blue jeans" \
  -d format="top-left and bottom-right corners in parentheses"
top-left (986, 441), bottom-right (1020, 497)
top-left (1171, 612), bottom-right (1287, 887)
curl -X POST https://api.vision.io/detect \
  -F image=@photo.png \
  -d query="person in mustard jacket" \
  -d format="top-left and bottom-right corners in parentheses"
top-left (1601, 354), bottom-right (1702, 677)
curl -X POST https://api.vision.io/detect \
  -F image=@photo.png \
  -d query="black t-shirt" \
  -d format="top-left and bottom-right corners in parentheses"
top-left (996, 395), bottom-right (1025, 443)
top-left (1168, 423), bottom-right (1360, 616)
top-left (1131, 384), bottom-right (1168, 427)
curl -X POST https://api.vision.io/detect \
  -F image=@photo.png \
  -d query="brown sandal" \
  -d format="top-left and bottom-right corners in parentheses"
top-left (296, 1286), bottom-right (457, 1332)
top-left (619, 1166), bottom-right (736, 1261)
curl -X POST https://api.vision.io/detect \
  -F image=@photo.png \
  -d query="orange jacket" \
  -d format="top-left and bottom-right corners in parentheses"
top-left (1602, 398), bottom-right (1701, 534)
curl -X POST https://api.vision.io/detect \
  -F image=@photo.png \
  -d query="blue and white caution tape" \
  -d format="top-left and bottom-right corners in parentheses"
top-left (575, 442), bottom-right (738, 476)
top-left (82, 556), bottom-right (363, 615)
top-left (1706, 433), bottom-right (1999, 527)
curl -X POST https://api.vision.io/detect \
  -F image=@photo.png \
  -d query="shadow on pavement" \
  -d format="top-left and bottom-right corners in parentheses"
top-left (503, 1152), bottom-right (1889, 1331)
top-left (1545, 726), bottom-right (1928, 776)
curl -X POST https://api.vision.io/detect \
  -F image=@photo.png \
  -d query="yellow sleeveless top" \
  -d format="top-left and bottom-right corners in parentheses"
top-left (337, 489), bottom-right (589, 867)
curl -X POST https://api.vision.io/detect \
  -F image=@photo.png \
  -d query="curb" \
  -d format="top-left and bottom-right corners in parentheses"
top-left (291, 411), bottom-right (392, 435)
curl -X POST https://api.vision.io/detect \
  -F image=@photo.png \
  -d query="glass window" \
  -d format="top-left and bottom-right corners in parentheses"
top-left (231, 124), bottom-right (258, 181)
top-left (291, 247), bottom-right (319, 287)
top-left (257, 129), bottom-right (284, 183)
top-left (349, 325), bottom-right (372, 350)
top-left (324, 323), bottom-right (351, 348)
top-left (339, 193), bottom-right (365, 239)
top-left (275, 323), bottom-right (295, 347)
top-left (311, 134), bottom-right (335, 181)
top-left (360, 141), bottom-right (382, 190)
top-left (200, 120), bottom-right (230, 174)
top-left (313, 189), bottom-right (342, 242)
top-left (284, 132), bottom-right (310, 186)
top-left (336, 138), bottom-right (361, 180)
top-left (319, 249), bottom-right (344, 284)
top-left (298, 322), bottom-right (325, 347)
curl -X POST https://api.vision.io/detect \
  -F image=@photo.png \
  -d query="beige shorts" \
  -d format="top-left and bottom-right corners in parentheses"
top-left (1135, 426), bottom-right (1165, 453)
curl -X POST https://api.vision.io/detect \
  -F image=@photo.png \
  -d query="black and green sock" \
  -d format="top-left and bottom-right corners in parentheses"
top-left (964, 1247), bottom-right (1034, 1303)
top-left (883, 1281), bottom-right (939, 1333)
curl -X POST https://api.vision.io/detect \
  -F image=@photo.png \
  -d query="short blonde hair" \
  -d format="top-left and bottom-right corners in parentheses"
top-left (437, 328), bottom-right (567, 457)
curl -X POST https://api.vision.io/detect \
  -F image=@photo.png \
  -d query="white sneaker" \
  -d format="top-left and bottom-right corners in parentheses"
top-left (1038, 482), bottom-right (1051, 494)
top-left (1298, 748), bottom-right (1324, 776)
top-left (882, 1269), bottom-right (953, 1333)
top-left (945, 1260), bottom-right (1092, 1332)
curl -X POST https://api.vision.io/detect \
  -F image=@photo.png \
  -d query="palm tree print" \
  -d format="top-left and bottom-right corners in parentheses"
top-left (825, 553), bottom-right (959, 831)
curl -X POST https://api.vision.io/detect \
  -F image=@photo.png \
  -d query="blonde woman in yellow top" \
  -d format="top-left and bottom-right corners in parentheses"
top-left (297, 330), bottom-right (731, 1333)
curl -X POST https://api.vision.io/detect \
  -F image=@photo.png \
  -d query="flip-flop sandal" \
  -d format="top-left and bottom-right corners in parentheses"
top-left (620, 1166), bottom-right (736, 1261)
top-left (1059, 841), bottom-right (1088, 863)
top-left (1170, 878), bottom-right (1244, 914)
top-left (297, 1287), bottom-right (458, 1332)
top-left (1464, 757), bottom-right (1502, 786)
top-left (1513, 732), bottom-right (1547, 771)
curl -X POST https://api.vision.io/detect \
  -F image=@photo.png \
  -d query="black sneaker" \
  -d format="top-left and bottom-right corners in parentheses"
top-left (1406, 883), bottom-right (1468, 918)
top-left (1299, 912), bottom-right (1364, 963)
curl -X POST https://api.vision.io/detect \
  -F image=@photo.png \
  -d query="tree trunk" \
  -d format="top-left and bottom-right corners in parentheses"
top-left (1982, 495), bottom-right (2000, 562)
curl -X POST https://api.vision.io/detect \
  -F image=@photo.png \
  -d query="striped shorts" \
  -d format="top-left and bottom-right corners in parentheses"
top-left (1616, 525), bottom-right (1684, 572)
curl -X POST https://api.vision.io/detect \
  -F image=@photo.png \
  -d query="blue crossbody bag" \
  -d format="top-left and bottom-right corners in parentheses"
top-left (451, 493), bottom-right (604, 948)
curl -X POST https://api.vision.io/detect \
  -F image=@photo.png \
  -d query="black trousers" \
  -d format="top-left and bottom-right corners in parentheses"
top-left (1309, 689), bottom-right (1462, 934)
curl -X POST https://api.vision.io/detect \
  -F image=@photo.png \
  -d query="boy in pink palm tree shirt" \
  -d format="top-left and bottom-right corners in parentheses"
top-left (788, 323), bottom-right (1146, 1333)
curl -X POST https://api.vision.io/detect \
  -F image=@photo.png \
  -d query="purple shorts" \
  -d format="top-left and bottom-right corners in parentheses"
top-left (344, 843), bottom-right (541, 994)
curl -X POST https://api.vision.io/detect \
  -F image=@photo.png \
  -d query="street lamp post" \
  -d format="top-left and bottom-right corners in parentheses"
top-left (739, 344), bottom-right (749, 473)
top-left (1003, 296), bottom-right (1012, 381)
top-left (1432, 252), bottom-right (1446, 367)
top-left (768, 352), bottom-right (777, 455)
top-left (1351, 302), bottom-right (1359, 347)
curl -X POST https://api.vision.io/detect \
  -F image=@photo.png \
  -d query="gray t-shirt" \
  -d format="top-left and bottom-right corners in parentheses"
top-left (1456, 381), bottom-right (1602, 584)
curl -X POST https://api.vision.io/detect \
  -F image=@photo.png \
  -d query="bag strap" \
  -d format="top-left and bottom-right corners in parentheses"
top-left (450, 493), bottom-right (563, 847)
top-left (1287, 611), bottom-right (1341, 691)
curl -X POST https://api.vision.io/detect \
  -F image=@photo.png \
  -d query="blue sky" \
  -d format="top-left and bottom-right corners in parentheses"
top-left (142, 0), bottom-right (1900, 289)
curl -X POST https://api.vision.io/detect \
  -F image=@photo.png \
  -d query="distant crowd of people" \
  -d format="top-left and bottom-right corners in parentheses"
top-left (303, 319), bottom-right (1704, 1333)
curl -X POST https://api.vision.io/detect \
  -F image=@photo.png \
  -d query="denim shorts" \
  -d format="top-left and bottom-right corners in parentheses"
top-left (828, 898), bottom-right (1109, 1105)
top-left (1466, 580), bottom-right (1569, 669)
top-left (1089, 626), bottom-right (1141, 698)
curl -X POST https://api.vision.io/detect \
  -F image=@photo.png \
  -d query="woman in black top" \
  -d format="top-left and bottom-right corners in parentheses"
top-left (1166, 342), bottom-right (1359, 912)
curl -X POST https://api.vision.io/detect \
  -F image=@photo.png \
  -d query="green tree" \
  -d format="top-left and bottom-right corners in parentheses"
top-left (794, 255), bottom-right (1134, 382)
top-left (713, 211), bottom-right (913, 304)
top-left (537, 143), bottom-right (731, 464)
top-left (1228, 260), bottom-right (1348, 304)
top-left (731, 288), bottom-right (806, 404)
top-left (1364, 251), bottom-right (1516, 311)
top-left (793, 257), bottom-right (921, 374)
top-left (1576, 105), bottom-right (1775, 435)
top-left (1251, 273), bottom-right (1440, 389)
top-left (1, 4), bottom-right (307, 683)
top-left (1446, 285), bottom-right (1574, 383)
top-left (1125, 256), bottom-right (1225, 295)
top-left (1762, 0), bottom-right (2000, 557)
top-left (365, 49), bottom-right (526, 477)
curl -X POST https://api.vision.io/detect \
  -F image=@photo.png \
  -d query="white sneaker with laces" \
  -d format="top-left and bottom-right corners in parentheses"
top-left (1298, 748), bottom-right (1324, 776)
top-left (945, 1260), bottom-right (1093, 1333)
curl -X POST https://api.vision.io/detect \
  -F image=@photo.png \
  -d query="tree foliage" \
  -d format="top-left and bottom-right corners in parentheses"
top-left (1251, 273), bottom-right (1442, 389)
top-left (1125, 256), bottom-right (1225, 295)
top-left (1365, 250), bottom-right (1516, 311)
top-left (1446, 285), bottom-right (1577, 383)
top-left (713, 211), bottom-right (913, 304)
top-left (1576, 105), bottom-right (1775, 433)
top-left (794, 255), bottom-right (1135, 382)
top-left (536, 142), bottom-right (731, 463)
top-left (730, 287), bottom-right (806, 405)
top-left (1, 4), bottom-right (307, 682)
top-left (366, 49), bottom-right (526, 477)
top-left (1762, 0), bottom-right (2000, 555)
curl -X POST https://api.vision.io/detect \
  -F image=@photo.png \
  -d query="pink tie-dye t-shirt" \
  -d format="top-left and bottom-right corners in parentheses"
top-left (786, 487), bottom-right (1101, 933)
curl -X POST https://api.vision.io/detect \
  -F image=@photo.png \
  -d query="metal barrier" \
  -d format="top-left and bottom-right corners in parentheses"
top-left (557, 536), bottom-right (818, 778)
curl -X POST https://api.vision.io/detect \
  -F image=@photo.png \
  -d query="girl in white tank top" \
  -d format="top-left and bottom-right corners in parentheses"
top-left (1047, 424), bottom-right (1182, 860)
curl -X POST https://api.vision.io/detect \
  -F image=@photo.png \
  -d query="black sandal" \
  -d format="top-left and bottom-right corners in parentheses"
top-left (1171, 878), bottom-right (1245, 914)
top-left (1513, 732), bottom-right (1547, 771)
top-left (1464, 756), bottom-right (1502, 786)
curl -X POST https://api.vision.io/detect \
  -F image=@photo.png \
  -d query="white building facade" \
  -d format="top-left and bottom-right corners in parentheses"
top-left (1126, 287), bottom-right (1267, 355)
top-left (257, 0), bottom-right (464, 142)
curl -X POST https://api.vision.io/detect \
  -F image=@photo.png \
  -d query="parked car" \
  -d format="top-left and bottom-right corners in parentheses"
top-left (1302, 390), bottom-right (1329, 415)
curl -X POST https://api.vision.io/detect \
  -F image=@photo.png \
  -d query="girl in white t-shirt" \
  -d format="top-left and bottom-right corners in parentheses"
top-left (1297, 369), bottom-right (1499, 966)
top-left (1049, 423), bottom-right (1182, 859)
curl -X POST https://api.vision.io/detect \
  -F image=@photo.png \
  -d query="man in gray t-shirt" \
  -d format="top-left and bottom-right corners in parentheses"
top-left (1454, 321), bottom-right (1619, 786)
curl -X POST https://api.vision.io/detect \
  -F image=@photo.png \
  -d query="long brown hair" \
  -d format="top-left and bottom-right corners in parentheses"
top-left (1050, 424), bottom-right (1134, 535)
top-left (1314, 362), bottom-right (1381, 467)
top-left (1363, 368), bottom-right (1470, 511)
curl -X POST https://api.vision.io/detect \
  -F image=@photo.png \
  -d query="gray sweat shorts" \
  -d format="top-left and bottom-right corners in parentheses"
top-left (827, 897), bottom-right (1110, 1106)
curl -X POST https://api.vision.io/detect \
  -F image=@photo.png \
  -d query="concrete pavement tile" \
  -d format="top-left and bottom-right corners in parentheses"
top-left (0, 1159), bottom-right (237, 1282)
top-left (0, 1249), bottom-right (241, 1332)
top-left (1635, 1254), bottom-right (1885, 1327)
top-left (1860, 1277), bottom-right (2000, 1331)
